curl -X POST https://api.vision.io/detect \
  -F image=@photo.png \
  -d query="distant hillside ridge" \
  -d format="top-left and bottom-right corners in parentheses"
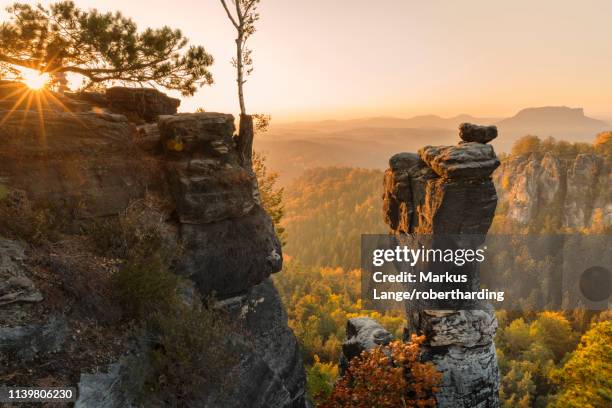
top-left (257, 107), bottom-right (610, 184)
top-left (265, 114), bottom-right (500, 137)
top-left (281, 133), bottom-right (611, 270)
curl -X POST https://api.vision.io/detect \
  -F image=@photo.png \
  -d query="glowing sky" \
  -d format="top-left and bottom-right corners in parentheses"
top-left (2, 0), bottom-right (612, 121)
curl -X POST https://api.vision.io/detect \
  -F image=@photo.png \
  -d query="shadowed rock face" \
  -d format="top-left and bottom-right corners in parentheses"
top-left (180, 208), bottom-right (282, 297)
top-left (203, 279), bottom-right (309, 408)
top-left (0, 104), bottom-right (307, 407)
top-left (0, 316), bottom-right (69, 361)
top-left (106, 87), bottom-right (180, 123)
top-left (382, 125), bottom-right (501, 407)
top-left (0, 239), bottom-right (43, 309)
top-left (158, 113), bottom-right (283, 297)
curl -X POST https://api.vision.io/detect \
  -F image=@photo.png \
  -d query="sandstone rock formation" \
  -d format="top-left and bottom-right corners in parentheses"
top-left (459, 123), bottom-right (498, 144)
top-left (419, 142), bottom-right (500, 179)
top-left (0, 239), bottom-right (42, 308)
top-left (0, 316), bottom-right (69, 361)
top-left (382, 123), bottom-right (501, 407)
top-left (339, 317), bottom-right (392, 374)
top-left (158, 113), bottom-right (282, 297)
top-left (0, 95), bottom-right (307, 407)
top-left (0, 82), bottom-right (180, 123)
top-left (203, 279), bottom-right (309, 408)
top-left (0, 239), bottom-right (67, 361)
top-left (0, 109), bottom-right (160, 219)
top-left (75, 279), bottom-right (309, 408)
top-left (106, 87), bottom-right (181, 123)
top-left (493, 151), bottom-right (611, 228)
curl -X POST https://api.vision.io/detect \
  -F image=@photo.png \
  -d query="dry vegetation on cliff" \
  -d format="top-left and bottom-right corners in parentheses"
top-left (0, 189), bottom-right (244, 405)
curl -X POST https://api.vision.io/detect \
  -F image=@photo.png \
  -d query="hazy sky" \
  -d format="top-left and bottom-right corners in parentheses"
top-left (2, 0), bottom-right (612, 121)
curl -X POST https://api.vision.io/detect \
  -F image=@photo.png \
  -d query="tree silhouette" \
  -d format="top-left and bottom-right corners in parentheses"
top-left (0, 1), bottom-right (214, 95)
top-left (219, 0), bottom-right (260, 116)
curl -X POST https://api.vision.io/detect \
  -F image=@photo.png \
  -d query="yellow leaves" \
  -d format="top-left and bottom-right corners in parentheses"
top-left (549, 321), bottom-right (612, 408)
top-left (165, 138), bottom-right (184, 152)
top-left (501, 174), bottom-right (511, 190)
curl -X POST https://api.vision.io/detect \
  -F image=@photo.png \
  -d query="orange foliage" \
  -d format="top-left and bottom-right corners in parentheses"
top-left (320, 336), bottom-right (442, 408)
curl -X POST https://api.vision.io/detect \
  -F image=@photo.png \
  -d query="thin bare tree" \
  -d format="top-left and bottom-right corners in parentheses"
top-left (220, 0), bottom-right (260, 116)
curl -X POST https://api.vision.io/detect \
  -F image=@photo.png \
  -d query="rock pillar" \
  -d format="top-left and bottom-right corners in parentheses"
top-left (382, 123), bottom-right (501, 407)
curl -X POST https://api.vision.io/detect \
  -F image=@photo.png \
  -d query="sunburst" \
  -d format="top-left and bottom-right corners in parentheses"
top-left (0, 66), bottom-right (81, 142)
top-left (21, 69), bottom-right (51, 90)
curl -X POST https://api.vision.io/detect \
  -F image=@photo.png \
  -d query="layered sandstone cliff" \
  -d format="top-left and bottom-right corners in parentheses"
top-left (493, 150), bottom-right (611, 229)
top-left (0, 88), bottom-right (308, 407)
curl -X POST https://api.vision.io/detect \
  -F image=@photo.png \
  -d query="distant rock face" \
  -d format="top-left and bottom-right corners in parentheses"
top-left (106, 87), bottom-right (180, 123)
top-left (493, 152), bottom-right (611, 228)
top-left (382, 126), bottom-right (500, 407)
top-left (493, 106), bottom-right (611, 152)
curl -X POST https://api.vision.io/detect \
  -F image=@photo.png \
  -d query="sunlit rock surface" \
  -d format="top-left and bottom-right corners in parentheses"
top-left (493, 150), bottom-right (611, 228)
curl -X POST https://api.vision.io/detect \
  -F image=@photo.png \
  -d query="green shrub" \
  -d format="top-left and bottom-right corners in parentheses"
top-left (85, 196), bottom-right (175, 260)
top-left (307, 356), bottom-right (339, 403)
top-left (84, 217), bottom-right (125, 258)
top-left (140, 300), bottom-right (245, 405)
top-left (112, 253), bottom-right (178, 319)
top-left (0, 184), bottom-right (8, 201)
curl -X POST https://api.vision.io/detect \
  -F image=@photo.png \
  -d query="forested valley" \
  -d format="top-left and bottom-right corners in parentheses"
top-left (263, 133), bottom-right (612, 406)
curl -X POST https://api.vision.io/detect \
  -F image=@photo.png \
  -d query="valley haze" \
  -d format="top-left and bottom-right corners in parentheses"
top-left (257, 106), bottom-right (611, 184)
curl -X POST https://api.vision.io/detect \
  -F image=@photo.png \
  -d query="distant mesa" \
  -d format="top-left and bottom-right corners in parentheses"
top-left (492, 106), bottom-right (610, 151)
top-left (497, 106), bottom-right (603, 126)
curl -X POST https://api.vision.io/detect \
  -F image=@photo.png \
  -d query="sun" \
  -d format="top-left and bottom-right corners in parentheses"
top-left (20, 68), bottom-right (50, 90)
